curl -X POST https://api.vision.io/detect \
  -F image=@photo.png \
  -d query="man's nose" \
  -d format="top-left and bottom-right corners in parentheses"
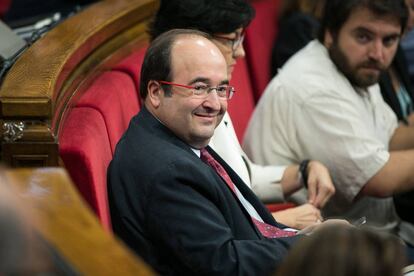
top-left (203, 89), bottom-right (223, 110)
top-left (368, 40), bottom-right (385, 62)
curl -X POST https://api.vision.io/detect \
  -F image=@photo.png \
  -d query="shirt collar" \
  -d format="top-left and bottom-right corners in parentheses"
top-left (191, 148), bottom-right (201, 157)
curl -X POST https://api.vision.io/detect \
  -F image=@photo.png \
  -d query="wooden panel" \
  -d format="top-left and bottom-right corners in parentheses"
top-left (3, 168), bottom-right (154, 275)
top-left (2, 143), bottom-right (58, 167)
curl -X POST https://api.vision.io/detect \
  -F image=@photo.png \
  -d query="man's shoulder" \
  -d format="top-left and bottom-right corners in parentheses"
top-left (281, 41), bottom-right (334, 81)
top-left (269, 41), bottom-right (349, 100)
top-left (112, 113), bottom-right (184, 170)
top-left (113, 127), bottom-right (190, 168)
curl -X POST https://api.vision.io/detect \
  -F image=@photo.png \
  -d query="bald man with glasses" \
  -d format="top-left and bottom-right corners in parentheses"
top-left (148, 0), bottom-right (335, 230)
top-left (108, 28), bottom-right (349, 275)
top-left (108, 28), bottom-right (300, 276)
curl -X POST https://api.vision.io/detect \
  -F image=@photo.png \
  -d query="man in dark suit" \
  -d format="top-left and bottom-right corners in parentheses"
top-left (108, 29), bottom-right (342, 275)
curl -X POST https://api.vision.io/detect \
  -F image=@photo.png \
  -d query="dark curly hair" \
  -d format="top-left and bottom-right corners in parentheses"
top-left (318, 0), bottom-right (408, 42)
top-left (148, 0), bottom-right (255, 41)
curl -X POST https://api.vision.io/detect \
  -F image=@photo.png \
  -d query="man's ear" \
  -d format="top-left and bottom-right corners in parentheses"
top-left (324, 30), bottom-right (333, 48)
top-left (147, 80), bottom-right (162, 108)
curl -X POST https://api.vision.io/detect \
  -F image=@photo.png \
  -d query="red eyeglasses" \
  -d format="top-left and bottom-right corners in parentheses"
top-left (158, 81), bottom-right (235, 100)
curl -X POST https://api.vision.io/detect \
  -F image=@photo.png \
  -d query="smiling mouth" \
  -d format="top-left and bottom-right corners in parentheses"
top-left (194, 112), bottom-right (219, 122)
top-left (195, 113), bottom-right (217, 118)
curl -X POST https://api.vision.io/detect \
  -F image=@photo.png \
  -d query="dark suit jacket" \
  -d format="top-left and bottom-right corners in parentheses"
top-left (379, 45), bottom-right (414, 123)
top-left (108, 107), bottom-right (300, 276)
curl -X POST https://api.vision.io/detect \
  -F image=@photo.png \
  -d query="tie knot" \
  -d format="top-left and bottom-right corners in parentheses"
top-left (200, 148), bottom-right (213, 163)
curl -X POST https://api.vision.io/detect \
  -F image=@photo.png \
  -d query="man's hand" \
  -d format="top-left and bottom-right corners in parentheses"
top-left (272, 203), bottom-right (322, 230)
top-left (306, 161), bottom-right (335, 208)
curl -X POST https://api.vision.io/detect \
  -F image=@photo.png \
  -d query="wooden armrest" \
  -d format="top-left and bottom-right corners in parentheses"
top-left (3, 168), bottom-right (154, 275)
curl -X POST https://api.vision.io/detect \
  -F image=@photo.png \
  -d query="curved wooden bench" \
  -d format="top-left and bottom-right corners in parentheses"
top-left (0, 0), bottom-right (158, 167)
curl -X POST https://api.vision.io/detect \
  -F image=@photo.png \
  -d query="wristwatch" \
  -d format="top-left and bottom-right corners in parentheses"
top-left (299, 159), bottom-right (310, 188)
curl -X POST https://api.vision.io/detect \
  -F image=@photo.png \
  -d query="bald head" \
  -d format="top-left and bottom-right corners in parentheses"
top-left (140, 29), bottom-right (218, 100)
top-left (142, 30), bottom-right (229, 148)
top-left (170, 34), bottom-right (227, 82)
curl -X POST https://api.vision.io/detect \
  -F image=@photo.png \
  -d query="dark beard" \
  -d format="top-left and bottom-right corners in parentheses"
top-left (328, 41), bottom-right (384, 88)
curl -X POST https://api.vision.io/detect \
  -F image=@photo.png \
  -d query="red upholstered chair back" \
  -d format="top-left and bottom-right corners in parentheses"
top-left (75, 71), bottom-right (140, 152)
top-left (113, 46), bottom-right (148, 91)
top-left (0, 0), bottom-right (11, 17)
top-left (59, 107), bottom-right (113, 229)
top-left (59, 50), bottom-right (146, 230)
top-left (228, 58), bottom-right (256, 142)
top-left (245, 0), bottom-right (280, 101)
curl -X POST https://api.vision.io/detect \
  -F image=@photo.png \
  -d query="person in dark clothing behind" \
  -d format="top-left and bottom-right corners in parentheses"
top-left (384, 0), bottom-right (414, 226)
top-left (270, 0), bottom-right (325, 76)
top-left (379, 0), bottom-right (414, 126)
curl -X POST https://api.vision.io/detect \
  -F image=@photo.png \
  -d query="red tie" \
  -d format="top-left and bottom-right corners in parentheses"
top-left (200, 148), bottom-right (296, 238)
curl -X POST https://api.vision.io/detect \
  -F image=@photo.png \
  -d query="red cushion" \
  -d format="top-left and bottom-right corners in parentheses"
top-left (0, 0), bottom-right (10, 17)
top-left (266, 202), bottom-right (296, 213)
top-left (76, 71), bottom-right (140, 153)
top-left (113, 45), bottom-right (148, 93)
top-left (245, 0), bottom-right (280, 100)
top-left (60, 69), bottom-right (141, 230)
top-left (59, 107), bottom-right (112, 230)
top-left (228, 58), bottom-right (255, 142)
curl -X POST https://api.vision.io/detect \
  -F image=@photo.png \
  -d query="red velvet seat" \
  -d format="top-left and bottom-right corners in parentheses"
top-left (266, 203), bottom-right (296, 213)
top-left (228, 58), bottom-right (256, 142)
top-left (59, 46), bottom-right (147, 230)
top-left (76, 71), bottom-right (140, 152)
top-left (245, 0), bottom-right (280, 101)
top-left (60, 107), bottom-right (113, 230)
top-left (0, 0), bottom-right (10, 17)
top-left (60, 71), bottom-right (141, 230)
top-left (113, 46), bottom-right (148, 91)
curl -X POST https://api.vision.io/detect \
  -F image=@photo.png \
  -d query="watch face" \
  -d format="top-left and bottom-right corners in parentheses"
top-left (299, 160), bottom-right (310, 188)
